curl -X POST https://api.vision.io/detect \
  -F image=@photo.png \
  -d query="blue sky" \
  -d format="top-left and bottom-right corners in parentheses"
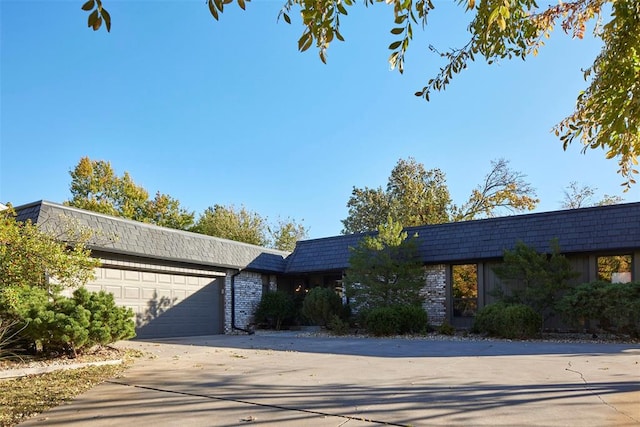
top-left (1, 1), bottom-right (637, 239)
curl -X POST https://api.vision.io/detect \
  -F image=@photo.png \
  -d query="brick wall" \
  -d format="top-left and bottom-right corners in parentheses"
top-left (224, 270), bottom-right (265, 334)
top-left (422, 264), bottom-right (447, 326)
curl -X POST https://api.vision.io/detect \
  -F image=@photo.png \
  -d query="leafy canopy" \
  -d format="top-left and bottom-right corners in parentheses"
top-left (80, 0), bottom-right (640, 188)
top-left (192, 205), bottom-right (308, 251)
top-left (342, 157), bottom-right (538, 233)
top-left (66, 157), bottom-right (195, 230)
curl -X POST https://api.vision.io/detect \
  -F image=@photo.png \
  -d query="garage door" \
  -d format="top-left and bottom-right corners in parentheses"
top-left (86, 266), bottom-right (224, 339)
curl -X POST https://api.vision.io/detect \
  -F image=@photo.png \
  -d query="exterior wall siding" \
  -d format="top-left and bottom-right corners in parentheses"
top-left (422, 264), bottom-right (447, 326)
top-left (224, 270), bottom-right (270, 333)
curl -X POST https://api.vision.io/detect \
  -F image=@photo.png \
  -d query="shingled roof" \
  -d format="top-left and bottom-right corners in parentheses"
top-left (285, 202), bottom-right (640, 273)
top-left (15, 201), bottom-right (289, 273)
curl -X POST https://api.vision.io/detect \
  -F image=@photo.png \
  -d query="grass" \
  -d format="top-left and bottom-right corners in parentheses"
top-left (0, 349), bottom-right (141, 427)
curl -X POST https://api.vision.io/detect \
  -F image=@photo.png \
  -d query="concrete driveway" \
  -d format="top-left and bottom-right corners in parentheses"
top-left (19, 333), bottom-right (640, 426)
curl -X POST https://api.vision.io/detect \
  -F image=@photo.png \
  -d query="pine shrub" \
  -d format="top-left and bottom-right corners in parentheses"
top-left (301, 287), bottom-right (343, 327)
top-left (254, 291), bottom-right (295, 330)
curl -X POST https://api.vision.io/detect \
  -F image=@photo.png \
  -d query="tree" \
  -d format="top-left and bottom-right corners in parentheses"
top-left (0, 205), bottom-right (100, 323)
top-left (0, 207), bottom-right (99, 298)
top-left (80, 0), bottom-right (639, 187)
top-left (452, 159), bottom-right (539, 221)
top-left (561, 181), bottom-right (624, 209)
top-left (192, 205), bottom-right (308, 250)
top-left (342, 157), bottom-right (538, 233)
top-left (344, 216), bottom-right (425, 311)
top-left (269, 218), bottom-right (309, 252)
top-left (66, 157), bottom-right (195, 230)
top-left (192, 204), bottom-right (269, 247)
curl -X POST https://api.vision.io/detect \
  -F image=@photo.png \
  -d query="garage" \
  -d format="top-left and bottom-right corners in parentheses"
top-left (87, 264), bottom-right (225, 339)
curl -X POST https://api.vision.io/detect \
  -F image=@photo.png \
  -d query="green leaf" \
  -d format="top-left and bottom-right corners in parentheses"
top-left (337, 2), bottom-right (348, 15)
top-left (390, 27), bottom-right (404, 35)
top-left (238, 0), bottom-right (246, 10)
top-left (282, 12), bottom-right (291, 24)
top-left (81, 0), bottom-right (95, 11)
top-left (388, 40), bottom-right (402, 50)
top-left (298, 32), bottom-right (313, 52)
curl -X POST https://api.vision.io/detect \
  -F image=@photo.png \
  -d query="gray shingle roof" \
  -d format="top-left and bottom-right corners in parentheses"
top-left (285, 202), bottom-right (640, 273)
top-left (15, 201), bottom-right (289, 273)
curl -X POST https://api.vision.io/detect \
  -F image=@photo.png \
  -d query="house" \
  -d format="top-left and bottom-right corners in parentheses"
top-left (13, 200), bottom-right (640, 337)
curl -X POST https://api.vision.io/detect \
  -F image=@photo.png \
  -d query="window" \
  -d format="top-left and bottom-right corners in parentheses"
top-left (597, 255), bottom-right (632, 283)
top-left (452, 264), bottom-right (478, 317)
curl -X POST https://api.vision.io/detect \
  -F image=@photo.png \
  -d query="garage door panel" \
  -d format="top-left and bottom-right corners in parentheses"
top-left (91, 267), bottom-right (223, 338)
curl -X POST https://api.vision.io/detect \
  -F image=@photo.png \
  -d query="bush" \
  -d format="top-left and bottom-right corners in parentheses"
top-left (558, 281), bottom-right (640, 337)
top-left (301, 287), bottom-right (343, 327)
top-left (394, 305), bottom-right (428, 334)
top-left (365, 307), bottom-right (400, 336)
top-left (473, 303), bottom-right (541, 339)
top-left (327, 315), bottom-right (350, 335)
top-left (22, 288), bottom-right (136, 356)
top-left (438, 321), bottom-right (456, 336)
top-left (364, 305), bottom-right (428, 336)
top-left (254, 291), bottom-right (295, 330)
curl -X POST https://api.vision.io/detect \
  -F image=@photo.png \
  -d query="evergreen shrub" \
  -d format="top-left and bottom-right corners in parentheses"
top-left (558, 281), bottom-right (640, 337)
top-left (301, 287), bottom-right (343, 327)
top-left (254, 291), bottom-right (295, 330)
top-left (473, 303), bottom-right (541, 339)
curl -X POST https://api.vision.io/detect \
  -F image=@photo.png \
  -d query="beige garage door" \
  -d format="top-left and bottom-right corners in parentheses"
top-left (87, 266), bottom-right (224, 339)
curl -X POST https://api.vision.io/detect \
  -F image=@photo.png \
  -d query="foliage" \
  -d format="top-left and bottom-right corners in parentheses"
top-left (0, 208), bottom-right (100, 329)
top-left (0, 357), bottom-right (133, 427)
top-left (327, 314), bottom-right (350, 335)
top-left (301, 287), bottom-right (343, 327)
top-left (472, 302), bottom-right (541, 339)
top-left (254, 291), bottom-right (296, 330)
top-left (491, 240), bottom-right (579, 324)
top-left (561, 181), bottom-right (624, 209)
top-left (192, 204), bottom-right (269, 247)
top-left (364, 307), bottom-right (400, 337)
top-left (21, 288), bottom-right (135, 356)
top-left (451, 159), bottom-right (539, 221)
top-left (269, 218), bottom-right (309, 252)
top-left (344, 217), bottom-right (425, 311)
top-left (192, 205), bottom-right (307, 250)
top-left (437, 321), bottom-right (456, 336)
top-left (557, 281), bottom-right (640, 337)
top-left (66, 157), bottom-right (194, 230)
top-left (81, 0), bottom-right (639, 186)
top-left (393, 304), bottom-right (428, 334)
top-left (555, 0), bottom-right (640, 189)
top-left (363, 304), bottom-right (427, 336)
top-left (342, 158), bottom-right (537, 233)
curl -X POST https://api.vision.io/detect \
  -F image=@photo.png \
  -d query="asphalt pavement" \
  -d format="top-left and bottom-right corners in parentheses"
top-left (17, 333), bottom-right (640, 426)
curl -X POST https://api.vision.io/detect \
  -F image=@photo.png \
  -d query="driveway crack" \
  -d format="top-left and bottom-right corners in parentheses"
top-left (565, 363), bottom-right (639, 424)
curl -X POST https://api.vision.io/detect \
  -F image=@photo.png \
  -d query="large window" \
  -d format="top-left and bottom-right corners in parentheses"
top-left (597, 255), bottom-right (632, 283)
top-left (452, 264), bottom-right (478, 317)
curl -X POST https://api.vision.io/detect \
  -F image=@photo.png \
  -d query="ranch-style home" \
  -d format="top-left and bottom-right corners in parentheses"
top-left (14, 200), bottom-right (640, 338)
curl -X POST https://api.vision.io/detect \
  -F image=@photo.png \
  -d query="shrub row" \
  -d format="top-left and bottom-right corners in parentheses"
top-left (557, 281), bottom-right (640, 337)
top-left (472, 302), bottom-right (541, 339)
top-left (364, 305), bottom-right (428, 336)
